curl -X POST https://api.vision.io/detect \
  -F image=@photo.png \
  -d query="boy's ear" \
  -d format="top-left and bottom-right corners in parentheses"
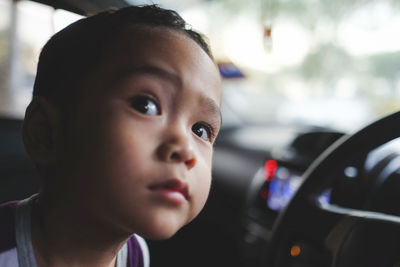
top-left (22, 97), bottom-right (62, 165)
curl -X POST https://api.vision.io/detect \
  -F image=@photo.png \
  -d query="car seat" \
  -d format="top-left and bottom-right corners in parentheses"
top-left (0, 117), bottom-right (40, 203)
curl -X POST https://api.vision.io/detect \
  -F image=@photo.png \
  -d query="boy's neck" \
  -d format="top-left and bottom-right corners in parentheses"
top-left (30, 191), bottom-right (130, 267)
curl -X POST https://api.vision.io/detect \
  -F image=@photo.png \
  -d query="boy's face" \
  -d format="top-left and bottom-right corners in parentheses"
top-left (57, 27), bottom-right (222, 239)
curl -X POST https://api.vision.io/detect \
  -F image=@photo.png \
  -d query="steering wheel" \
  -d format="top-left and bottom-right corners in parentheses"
top-left (265, 110), bottom-right (400, 267)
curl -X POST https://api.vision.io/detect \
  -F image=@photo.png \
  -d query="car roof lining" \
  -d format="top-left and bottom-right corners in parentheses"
top-left (31, 0), bottom-right (130, 16)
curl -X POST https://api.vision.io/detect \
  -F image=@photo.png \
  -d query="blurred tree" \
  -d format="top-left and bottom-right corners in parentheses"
top-left (298, 44), bottom-right (353, 83)
top-left (369, 52), bottom-right (400, 94)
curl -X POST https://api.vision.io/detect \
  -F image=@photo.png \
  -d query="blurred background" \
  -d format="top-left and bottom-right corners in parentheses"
top-left (1, 0), bottom-right (400, 132)
top-left (2, 2), bottom-right (400, 266)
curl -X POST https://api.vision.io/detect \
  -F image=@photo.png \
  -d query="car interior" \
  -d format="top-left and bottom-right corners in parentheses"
top-left (2, 0), bottom-right (400, 266)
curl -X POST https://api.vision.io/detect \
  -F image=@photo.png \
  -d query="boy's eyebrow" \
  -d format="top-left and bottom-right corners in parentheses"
top-left (199, 94), bottom-right (222, 128)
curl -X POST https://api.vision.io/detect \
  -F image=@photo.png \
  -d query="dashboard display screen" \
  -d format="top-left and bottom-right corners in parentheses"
top-left (267, 166), bottom-right (303, 211)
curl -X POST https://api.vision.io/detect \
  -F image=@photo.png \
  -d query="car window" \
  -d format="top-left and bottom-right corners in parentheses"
top-left (0, 0), bottom-right (82, 118)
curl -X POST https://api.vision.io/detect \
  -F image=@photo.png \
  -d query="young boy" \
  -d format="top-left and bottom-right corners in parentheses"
top-left (0, 5), bottom-right (222, 267)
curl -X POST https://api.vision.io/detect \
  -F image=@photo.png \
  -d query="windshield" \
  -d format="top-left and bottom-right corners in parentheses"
top-left (1, 0), bottom-right (400, 133)
top-left (182, 0), bottom-right (400, 132)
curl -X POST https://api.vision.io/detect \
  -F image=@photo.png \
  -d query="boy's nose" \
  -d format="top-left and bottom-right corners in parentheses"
top-left (157, 135), bottom-right (196, 170)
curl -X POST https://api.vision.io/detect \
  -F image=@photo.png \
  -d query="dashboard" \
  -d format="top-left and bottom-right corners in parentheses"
top-left (238, 128), bottom-right (400, 267)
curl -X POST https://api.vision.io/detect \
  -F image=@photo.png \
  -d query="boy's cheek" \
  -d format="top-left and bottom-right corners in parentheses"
top-left (190, 160), bottom-right (212, 210)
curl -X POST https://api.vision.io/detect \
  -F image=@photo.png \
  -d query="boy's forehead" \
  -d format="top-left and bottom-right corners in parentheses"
top-left (96, 26), bottom-right (222, 102)
top-left (109, 26), bottom-right (217, 72)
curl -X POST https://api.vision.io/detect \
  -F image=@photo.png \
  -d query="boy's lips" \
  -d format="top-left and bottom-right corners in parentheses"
top-left (149, 178), bottom-right (189, 201)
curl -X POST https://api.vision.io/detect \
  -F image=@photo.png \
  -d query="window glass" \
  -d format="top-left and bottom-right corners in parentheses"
top-left (0, 0), bottom-right (82, 118)
top-left (181, 0), bottom-right (400, 132)
top-left (0, 0), bottom-right (12, 116)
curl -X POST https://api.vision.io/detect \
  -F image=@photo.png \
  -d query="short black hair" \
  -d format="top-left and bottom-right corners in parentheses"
top-left (32, 5), bottom-right (213, 112)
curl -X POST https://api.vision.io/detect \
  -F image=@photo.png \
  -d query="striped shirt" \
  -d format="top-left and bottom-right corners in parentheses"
top-left (0, 195), bottom-right (149, 267)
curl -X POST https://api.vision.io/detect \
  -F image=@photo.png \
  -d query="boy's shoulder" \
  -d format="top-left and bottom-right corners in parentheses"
top-left (0, 200), bottom-right (149, 267)
top-left (0, 201), bottom-right (19, 252)
top-left (128, 234), bottom-right (149, 267)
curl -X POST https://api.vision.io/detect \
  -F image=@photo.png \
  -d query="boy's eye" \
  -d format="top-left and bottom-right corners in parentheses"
top-left (192, 122), bottom-right (213, 142)
top-left (130, 95), bottom-right (160, 116)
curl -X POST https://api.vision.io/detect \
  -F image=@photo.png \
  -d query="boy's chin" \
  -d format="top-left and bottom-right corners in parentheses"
top-left (145, 229), bottom-right (178, 240)
top-left (137, 213), bottom-right (193, 240)
top-left (140, 223), bottom-right (182, 240)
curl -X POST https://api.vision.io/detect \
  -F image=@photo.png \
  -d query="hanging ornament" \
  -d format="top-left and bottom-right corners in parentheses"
top-left (263, 23), bottom-right (273, 52)
top-left (261, 0), bottom-right (275, 53)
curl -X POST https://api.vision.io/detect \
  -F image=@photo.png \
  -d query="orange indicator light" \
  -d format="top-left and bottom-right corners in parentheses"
top-left (290, 245), bottom-right (301, 257)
